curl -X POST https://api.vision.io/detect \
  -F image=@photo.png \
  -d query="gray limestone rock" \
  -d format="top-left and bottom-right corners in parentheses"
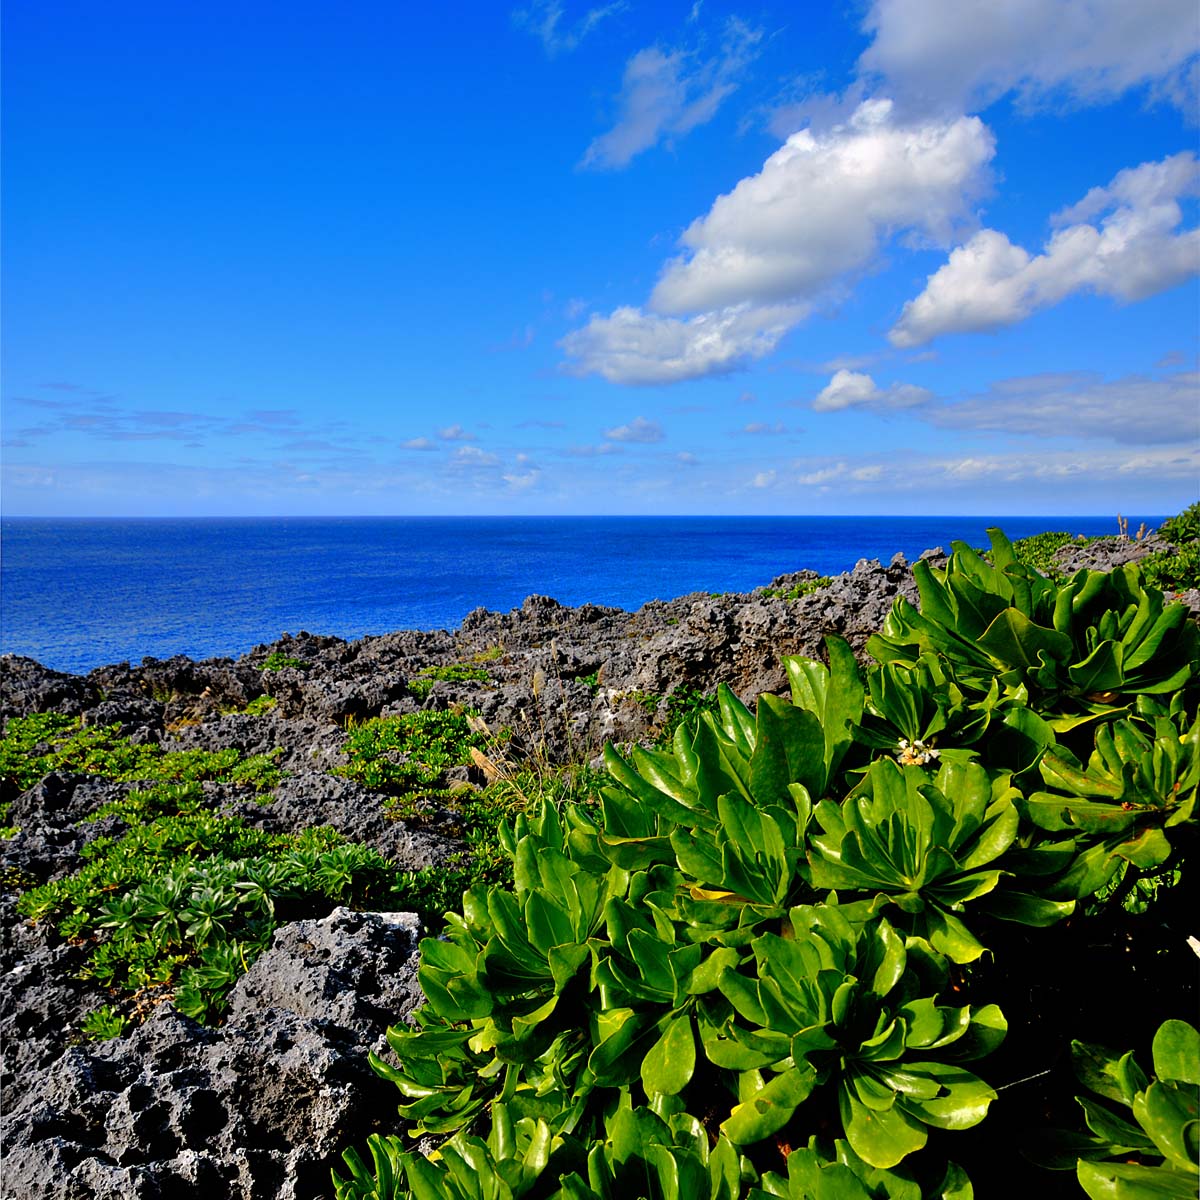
top-left (1, 908), bottom-right (423, 1200)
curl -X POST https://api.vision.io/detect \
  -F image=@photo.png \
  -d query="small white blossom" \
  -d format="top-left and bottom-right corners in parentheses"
top-left (896, 738), bottom-right (940, 766)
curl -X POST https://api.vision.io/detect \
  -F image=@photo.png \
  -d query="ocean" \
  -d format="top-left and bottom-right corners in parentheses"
top-left (0, 515), bottom-right (1156, 675)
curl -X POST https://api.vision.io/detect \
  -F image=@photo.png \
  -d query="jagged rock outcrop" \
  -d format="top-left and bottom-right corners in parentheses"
top-left (1, 908), bottom-right (424, 1200)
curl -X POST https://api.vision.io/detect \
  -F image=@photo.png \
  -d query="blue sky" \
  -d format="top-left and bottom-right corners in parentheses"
top-left (3, 0), bottom-right (1198, 516)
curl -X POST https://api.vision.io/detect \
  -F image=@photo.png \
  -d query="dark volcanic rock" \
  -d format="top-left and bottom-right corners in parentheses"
top-left (0, 894), bottom-right (104, 1105)
top-left (219, 771), bottom-right (461, 868)
top-left (0, 908), bottom-right (423, 1200)
top-left (1051, 532), bottom-right (1161, 576)
top-left (1, 656), bottom-right (101, 724)
top-left (163, 710), bottom-right (346, 775)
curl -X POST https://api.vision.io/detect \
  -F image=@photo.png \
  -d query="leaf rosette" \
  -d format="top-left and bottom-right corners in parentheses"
top-left (706, 904), bottom-right (1004, 1169)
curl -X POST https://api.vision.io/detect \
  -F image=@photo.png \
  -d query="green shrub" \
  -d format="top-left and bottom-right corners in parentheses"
top-left (409, 663), bottom-right (492, 700)
top-left (1010, 530), bottom-right (1077, 579)
top-left (0, 715), bottom-right (282, 795)
top-left (261, 652), bottom-right (309, 672)
top-left (335, 710), bottom-right (485, 793)
top-left (80, 1004), bottom-right (129, 1041)
top-left (1140, 539), bottom-right (1200, 593)
top-left (1157, 502), bottom-right (1200, 546)
top-left (761, 576), bottom-right (834, 600)
top-left (19, 781), bottom-right (398, 1026)
top-left (335, 524), bottom-right (1197, 1200)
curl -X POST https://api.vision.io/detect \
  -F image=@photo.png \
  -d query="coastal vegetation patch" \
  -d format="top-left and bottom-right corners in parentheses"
top-left (18, 780), bottom-right (397, 1027)
top-left (0, 713), bottom-right (282, 815)
top-left (333, 522), bottom-right (1199, 1200)
top-left (334, 709), bottom-right (487, 794)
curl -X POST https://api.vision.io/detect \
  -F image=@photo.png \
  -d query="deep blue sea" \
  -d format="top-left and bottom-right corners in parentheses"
top-left (0, 516), bottom-right (1158, 675)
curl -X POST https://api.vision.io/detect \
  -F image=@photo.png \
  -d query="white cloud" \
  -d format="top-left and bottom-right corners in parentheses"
top-left (796, 463), bottom-right (847, 486)
top-left (453, 445), bottom-right (501, 466)
top-left (891, 153), bottom-right (1200, 346)
top-left (677, 451), bottom-right (699, 464)
top-left (582, 18), bottom-right (761, 169)
top-left (514, 0), bottom-right (625, 57)
top-left (751, 469), bottom-right (776, 488)
top-left (503, 469), bottom-right (542, 491)
top-left (812, 369), bottom-right (933, 412)
top-left (604, 415), bottom-right (665, 443)
top-left (438, 424), bottom-right (478, 441)
top-left (923, 370), bottom-right (1200, 445)
top-left (790, 445), bottom-right (1200, 490)
top-left (742, 421), bottom-right (786, 434)
top-left (402, 437), bottom-right (437, 451)
top-left (650, 99), bottom-right (994, 314)
top-left (858, 0), bottom-right (1200, 115)
top-left (561, 303), bottom-right (804, 385)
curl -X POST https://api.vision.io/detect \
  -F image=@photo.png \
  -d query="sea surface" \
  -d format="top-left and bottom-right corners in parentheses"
top-left (0, 515), bottom-right (1158, 675)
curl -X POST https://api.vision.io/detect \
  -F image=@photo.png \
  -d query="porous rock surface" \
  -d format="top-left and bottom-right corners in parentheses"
top-left (1, 533), bottom-right (1189, 1198)
top-left (1, 908), bottom-right (423, 1200)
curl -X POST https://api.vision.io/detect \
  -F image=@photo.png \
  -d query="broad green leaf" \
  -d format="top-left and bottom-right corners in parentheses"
top-left (1132, 1081), bottom-right (1200, 1173)
top-left (1077, 1158), bottom-right (1199, 1199)
top-left (1072, 1040), bottom-right (1144, 1105)
top-left (1069, 641), bottom-right (1126, 694)
top-left (641, 1012), bottom-right (697, 1096)
top-left (981, 890), bottom-right (1075, 927)
top-left (922, 906), bottom-right (986, 964)
top-left (1077, 1096), bottom-right (1157, 1153)
top-left (722, 1064), bottom-right (818, 1144)
top-left (1117, 827), bottom-right (1172, 869)
top-left (1153, 1021), bottom-right (1200, 1085)
top-left (588, 1009), bottom-right (655, 1085)
top-left (977, 608), bottom-right (1073, 670)
top-left (604, 743), bottom-right (701, 825)
top-left (936, 1162), bottom-right (975, 1200)
top-left (896, 1062), bottom-right (997, 1130)
top-left (839, 1079), bottom-right (926, 1168)
top-left (717, 683), bottom-right (757, 757)
top-left (751, 694), bottom-right (827, 806)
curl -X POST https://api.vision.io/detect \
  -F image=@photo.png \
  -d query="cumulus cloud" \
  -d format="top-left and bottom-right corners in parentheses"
top-left (742, 421), bottom-right (787, 434)
top-left (561, 303), bottom-right (804, 385)
top-left (503, 469), bottom-right (542, 491)
top-left (923, 370), bottom-right (1200, 445)
top-left (751, 469), bottom-right (776, 488)
top-left (514, 0), bottom-right (625, 57)
top-left (402, 437), bottom-right (437, 451)
top-left (452, 445), bottom-right (501, 467)
top-left (812, 369), bottom-right (933, 412)
top-left (438, 424), bottom-right (478, 441)
top-left (604, 415), bottom-right (665, 443)
top-left (890, 153), bottom-right (1200, 346)
top-left (858, 0), bottom-right (1200, 116)
top-left (650, 99), bottom-right (994, 314)
top-left (582, 18), bottom-right (761, 169)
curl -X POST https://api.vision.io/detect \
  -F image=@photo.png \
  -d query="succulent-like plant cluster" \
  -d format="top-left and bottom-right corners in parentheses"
top-left (17, 781), bottom-right (399, 1025)
top-left (335, 528), bottom-right (1198, 1199)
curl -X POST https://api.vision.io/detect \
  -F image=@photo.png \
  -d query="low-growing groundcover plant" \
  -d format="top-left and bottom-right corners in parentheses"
top-left (335, 526), bottom-right (1198, 1199)
top-left (17, 780), bottom-right (400, 1026)
top-left (3, 701), bottom-right (599, 1036)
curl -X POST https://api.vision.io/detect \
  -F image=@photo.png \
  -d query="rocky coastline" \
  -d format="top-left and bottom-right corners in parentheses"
top-left (1, 533), bottom-right (1193, 1200)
